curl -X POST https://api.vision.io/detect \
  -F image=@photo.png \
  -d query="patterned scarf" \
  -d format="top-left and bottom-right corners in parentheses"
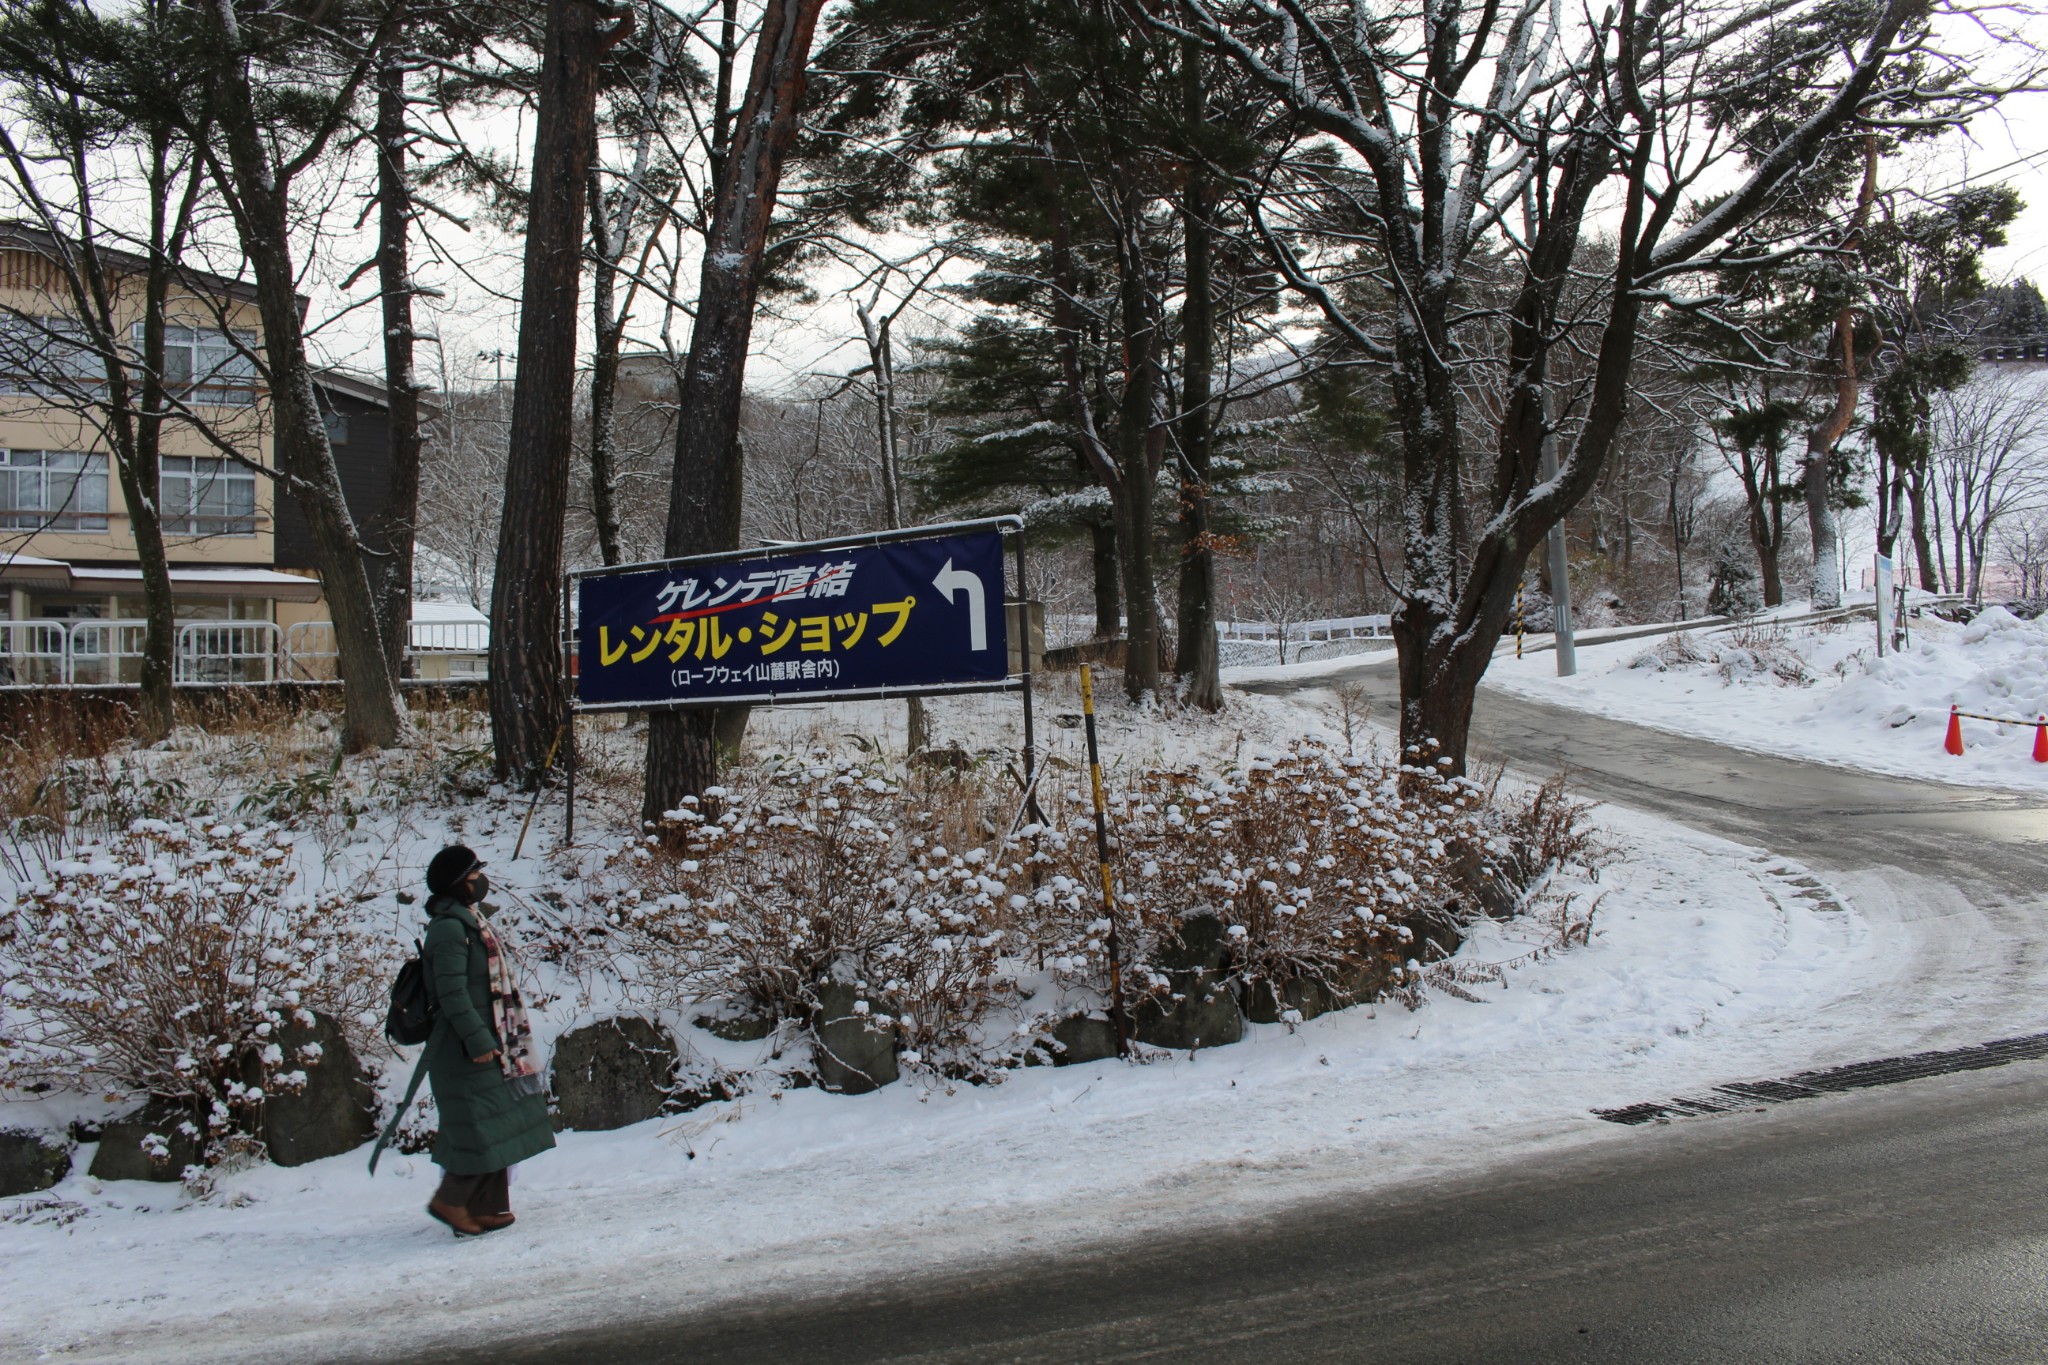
top-left (473, 910), bottom-right (546, 1097)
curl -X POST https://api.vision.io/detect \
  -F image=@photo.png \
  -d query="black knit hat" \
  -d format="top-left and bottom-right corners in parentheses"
top-left (426, 844), bottom-right (484, 896)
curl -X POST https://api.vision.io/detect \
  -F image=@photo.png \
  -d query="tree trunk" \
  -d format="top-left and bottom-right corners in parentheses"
top-left (1802, 311), bottom-right (1853, 610)
top-left (642, 0), bottom-right (826, 826)
top-left (490, 0), bottom-right (611, 783)
top-left (1802, 143), bottom-right (1876, 611)
top-left (587, 20), bottom-right (667, 570)
top-left (122, 229), bottom-right (175, 735)
top-left (1089, 515), bottom-right (1122, 637)
top-left (858, 301), bottom-right (927, 752)
top-left (1172, 35), bottom-right (1221, 712)
top-left (588, 193), bottom-right (628, 568)
top-left (1750, 506), bottom-right (1785, 608)
top-left (202, 0), bottom-right (405, 752)
top-left (1113, 203), bottom-right (1163, 702)
top-left (372, 53), bottom-right (422, 682)
top-left (1906, 461), bottom-right (1938, 590)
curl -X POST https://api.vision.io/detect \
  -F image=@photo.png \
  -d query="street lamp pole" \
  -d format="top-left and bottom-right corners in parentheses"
top-left (1539, 410), bottom-right (1577, 678)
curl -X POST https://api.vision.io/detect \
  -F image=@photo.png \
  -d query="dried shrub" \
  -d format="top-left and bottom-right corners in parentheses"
top-left (1629, 624), bottom-right (1812, 686)
top-left (0, 818), bottom-right (386, 1175)
top-left (2, 754), bottom-right (198, 884)
top-left (1468, 770), bottom-right (1604, 908)
top-left (606, 755), bottom-right (1020, 1069)
top-left (603, 741), bottom-right (1607, 1074)
top-left (1074, 743), bottom-right (1477, 1013)
top-left (1718, 622), bottom-right (1813, 685)
top-left (1631, 630), bottom-right (1709, 671)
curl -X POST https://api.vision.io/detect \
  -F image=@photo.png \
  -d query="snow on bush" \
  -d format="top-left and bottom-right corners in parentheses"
top-left (0, 818), bottom-right (385, 1172)
top-left (1630, 621), bottom-right (1813, 686)
top-left (604, 756), bottom-right (1019, 1070)
top-left (1087, 743), bottom-right (1477, 1011)
top-left (600, 740), bottom-right (1584, 1072)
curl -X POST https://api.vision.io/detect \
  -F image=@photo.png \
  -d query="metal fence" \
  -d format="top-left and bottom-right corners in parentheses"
top-left (1215, 613), bottom-right (1394, 642)
top-left (0, 618), bottom-right (487, 688)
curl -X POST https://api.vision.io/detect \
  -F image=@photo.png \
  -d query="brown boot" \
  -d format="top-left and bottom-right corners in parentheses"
top-left (427, 1200), bottom-right (485, 1237)
top-left (473, 1212), bottom-right (516, 1232)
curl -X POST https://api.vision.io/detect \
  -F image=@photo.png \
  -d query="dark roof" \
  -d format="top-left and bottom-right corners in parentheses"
top-left (312, 367), bottom-right (392, 409)
top-left (312, 366), bottom-right (441, 418)
top-left (0, 219), bottom-right (272, 308)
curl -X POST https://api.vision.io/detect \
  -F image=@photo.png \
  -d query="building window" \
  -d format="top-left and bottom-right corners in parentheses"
top-left (160, 456), bottom-right (256, 536)
top-left (0, 449), bottom-right (108, 531)
top-left (144, 323), bottom-right (259, 407)
top-left (0, 315), bottom-right (105, 398)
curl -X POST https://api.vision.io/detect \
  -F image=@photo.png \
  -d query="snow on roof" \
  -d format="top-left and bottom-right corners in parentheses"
top-left (411, 599), bottom-right (488, 624)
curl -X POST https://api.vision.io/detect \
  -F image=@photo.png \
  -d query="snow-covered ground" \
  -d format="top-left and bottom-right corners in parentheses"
top-left (0, 678), bottom-right (2016, 1362)
top-left (1485, 605), bottom-right (2048, 789)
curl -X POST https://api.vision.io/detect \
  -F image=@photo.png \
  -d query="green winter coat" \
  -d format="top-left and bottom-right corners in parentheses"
top-left (423, 895), bottom-right (555, 1175)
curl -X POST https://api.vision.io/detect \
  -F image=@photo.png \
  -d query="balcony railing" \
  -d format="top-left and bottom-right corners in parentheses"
top-left (0, 617), bottom-right (487, 687)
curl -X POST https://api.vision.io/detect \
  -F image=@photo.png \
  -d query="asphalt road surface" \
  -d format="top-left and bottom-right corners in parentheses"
top-left (412, 662), bottom-right (2048, 1365)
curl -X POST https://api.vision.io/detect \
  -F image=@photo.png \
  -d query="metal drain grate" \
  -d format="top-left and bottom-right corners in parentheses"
top-left (1593, 1031), bottom-right (2048, 1125)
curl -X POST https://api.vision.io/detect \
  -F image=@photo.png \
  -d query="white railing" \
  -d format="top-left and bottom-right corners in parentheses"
top-left (0, 617), bottom-right (487, 688)
top-left (0, 619), bottom-right (67, 686)
top-left (177, 621), bottom-right (280, 685)
top-left (66, 619), bottom-right (151, 686)
top-left (1217, 613), bottom-right (1393, 642)
top-left (283, 620), bottom-right (338, 682)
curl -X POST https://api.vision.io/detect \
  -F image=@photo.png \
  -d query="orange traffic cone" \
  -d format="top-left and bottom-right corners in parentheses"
top-left (2034, 716), bottom-right (2047, 763)
top-left (1944, 705), bottom-right (1965, 756)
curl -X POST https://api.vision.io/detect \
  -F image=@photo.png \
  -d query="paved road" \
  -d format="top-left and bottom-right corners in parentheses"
top-left (410, 665), bottom-right (2048, 1365)
top-left (429, 1064), bottom-right (2048, 1364)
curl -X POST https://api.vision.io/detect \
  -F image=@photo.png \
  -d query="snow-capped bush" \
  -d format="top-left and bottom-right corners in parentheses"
top-left (608, 756), bottom-right (1019, 1070)
top-left (1079, 742), bottom-right (1477, 1013)
top-left (1626, 623), bottom-right (1812, 686)
top-left (599, 738), bottom-right (1601, 1076)
top-left (0, 818), bottom-right (385, 1171)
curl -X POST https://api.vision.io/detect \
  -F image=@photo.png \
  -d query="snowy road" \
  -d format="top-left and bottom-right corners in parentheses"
top-left (1247, 659), bottom-right (2048, 1057)
top-left (408, 1060), bottom-right (2048, 1364)
top-left (387, 671), bottom-right (2048, 1365)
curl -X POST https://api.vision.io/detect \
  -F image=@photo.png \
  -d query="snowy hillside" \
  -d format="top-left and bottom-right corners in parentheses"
top-left (1484, 608), bottom-right (2048, 789)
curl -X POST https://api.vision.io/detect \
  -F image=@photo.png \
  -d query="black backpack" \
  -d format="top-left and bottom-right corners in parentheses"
top-left (384, 938), bottom-right (437, 1045)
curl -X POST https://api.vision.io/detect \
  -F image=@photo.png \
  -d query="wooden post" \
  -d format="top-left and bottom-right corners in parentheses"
top-left (1013, 528), bottom-right (1044, 827)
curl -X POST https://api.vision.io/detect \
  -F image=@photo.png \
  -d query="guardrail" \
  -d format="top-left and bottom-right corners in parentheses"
top-left (0, 617), bottom-right (488, 688)
top-left (1217, 613), bottom-right (1393, 642)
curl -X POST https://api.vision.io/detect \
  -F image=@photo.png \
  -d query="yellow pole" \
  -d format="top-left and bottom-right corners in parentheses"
top-left (1079, 666), bottom-right (1131, 1057)
top-left (512, 719), bottom-right (569, 860)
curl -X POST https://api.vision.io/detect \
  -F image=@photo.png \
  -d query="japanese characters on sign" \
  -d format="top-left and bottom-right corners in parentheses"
top-left (574, 530), bottom-right (1011, 710)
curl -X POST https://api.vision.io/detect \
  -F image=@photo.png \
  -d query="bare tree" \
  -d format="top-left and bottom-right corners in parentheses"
top-left (1169, 0), bottom-right (2023, 772)
top-left (0, 9), bottom-right (216, 739)
top-left (1930, 369), bottom-right (2047, 600)
top-left (187, 0), bottom-right (409, 751)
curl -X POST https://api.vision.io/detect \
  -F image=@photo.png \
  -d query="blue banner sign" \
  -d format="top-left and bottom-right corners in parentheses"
top-left (575, 530), bottom-right (1011, 710)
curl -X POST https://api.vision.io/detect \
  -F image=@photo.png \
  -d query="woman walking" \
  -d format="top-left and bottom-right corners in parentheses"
top-left (413, 844), bottom-right (554, 1235)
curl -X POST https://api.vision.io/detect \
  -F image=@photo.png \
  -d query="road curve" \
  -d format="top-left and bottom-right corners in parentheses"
top-left (393, 662), bottom-right (2048, 1365)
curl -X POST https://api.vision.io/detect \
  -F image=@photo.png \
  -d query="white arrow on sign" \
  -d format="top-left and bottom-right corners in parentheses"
top-left (933, 558), bottom-right (989, 650)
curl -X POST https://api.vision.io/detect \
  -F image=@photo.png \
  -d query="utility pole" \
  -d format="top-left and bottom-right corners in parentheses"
top-left (1539, 414), bottom-right (1576, 677)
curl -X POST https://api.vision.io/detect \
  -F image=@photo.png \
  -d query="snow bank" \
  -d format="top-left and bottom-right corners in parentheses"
top-left (1485, 609), bottom-right (2048, 789)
